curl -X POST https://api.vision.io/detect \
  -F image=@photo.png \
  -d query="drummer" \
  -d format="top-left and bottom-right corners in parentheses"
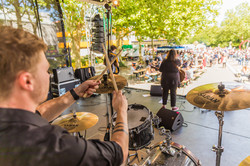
top-left (0, 26), bottom-right (128, 166)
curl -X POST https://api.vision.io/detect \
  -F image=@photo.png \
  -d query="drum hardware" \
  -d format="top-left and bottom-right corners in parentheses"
top-left (187, 82), bottom-right (250, 166)
top-left (152, 115), bottom-right (161, 129)
top-left (138, 139), bottom-right (201, 166)
top-left (212, 110), bottom-right (225, 166)
top-left (158, 127), bottom-right (175, 156)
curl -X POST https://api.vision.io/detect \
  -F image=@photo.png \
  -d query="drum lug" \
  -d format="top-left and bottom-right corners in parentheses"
top-left (133, 142), bottom-right (137, 148)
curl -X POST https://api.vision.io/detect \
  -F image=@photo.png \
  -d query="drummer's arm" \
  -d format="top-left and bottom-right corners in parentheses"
top-left (111, 91), bottom-right (129, 163)
top-left (37, 80), bottom-right (100, 122)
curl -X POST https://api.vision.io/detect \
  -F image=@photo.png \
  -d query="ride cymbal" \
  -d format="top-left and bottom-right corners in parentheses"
top-left (186, 82), bottom-right (250, 111)
top-left (52, 112), bottom-right (98, 132)
top-left (89, 74), bottom-right (127, 94)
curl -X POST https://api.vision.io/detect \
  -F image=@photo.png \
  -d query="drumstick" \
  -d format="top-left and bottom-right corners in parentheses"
top-left (102, 44), bottom-right (118, 92)
top-left (82, 47), bottom-right (121, 98)
top-left (95, 48), bottom-right (123, 81)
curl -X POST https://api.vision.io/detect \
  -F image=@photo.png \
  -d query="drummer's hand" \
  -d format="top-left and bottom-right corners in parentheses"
top-left (112, 90), bottom-right (128, 112)
top-left (74, 80), bottom-right (100, 98)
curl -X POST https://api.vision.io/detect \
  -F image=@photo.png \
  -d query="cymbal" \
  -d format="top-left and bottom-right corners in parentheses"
top-left (52, 112), bottom-right (98, 132)
top-left (186, 82), bottom-right (250, 111)
top-left (89, 74), bottom-right (127, 94)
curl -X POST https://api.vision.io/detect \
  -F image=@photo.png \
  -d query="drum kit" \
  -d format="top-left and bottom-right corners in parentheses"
top-left (51, 48), bottom-right (250, 166)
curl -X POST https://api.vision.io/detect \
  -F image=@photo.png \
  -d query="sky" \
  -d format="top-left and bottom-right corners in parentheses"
top-left (216, 0), bottom-right (249, 24)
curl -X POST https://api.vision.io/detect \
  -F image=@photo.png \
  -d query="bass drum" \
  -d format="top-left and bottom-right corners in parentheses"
top-left (139, 142), bottom-right (201, 166)
top-left (112, 104), bottom-right (154, 150)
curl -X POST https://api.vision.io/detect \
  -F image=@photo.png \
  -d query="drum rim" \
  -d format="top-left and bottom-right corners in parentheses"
top-left (171, 142), bottom-right (201, 165)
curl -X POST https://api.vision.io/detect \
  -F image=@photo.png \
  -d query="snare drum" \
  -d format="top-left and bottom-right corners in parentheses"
top-left (112, 104), bottom-right (154, 150)
top-left (139, 141), bottom-right (201, 166)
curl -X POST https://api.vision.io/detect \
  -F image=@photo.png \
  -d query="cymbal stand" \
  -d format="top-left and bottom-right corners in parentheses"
top-left (102, 74), bottom-right (112, 141)
top-left (212, 111), bottom-right (224, 166)
top-left (212, 82), bottom-right (226, 166)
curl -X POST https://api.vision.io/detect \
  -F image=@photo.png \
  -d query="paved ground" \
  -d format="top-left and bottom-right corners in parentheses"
top-left (57, 58), bottom-right (250, 166)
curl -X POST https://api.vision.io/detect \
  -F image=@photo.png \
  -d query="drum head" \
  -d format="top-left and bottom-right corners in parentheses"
top-left (112, 104), bottom-right (150, 129)
top-left (127, 106), bottom-right (149, 129)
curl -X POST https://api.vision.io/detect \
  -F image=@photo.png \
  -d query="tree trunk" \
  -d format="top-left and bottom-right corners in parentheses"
top-left (139, 40), bottom-right (143, 63)
top-left (116, 33), bottom-right (121, 48)
top-left (151, 38), bottom-right (155, 57)
top-left (71, 33), bottom-right (81, 69)
top-left (1, 0), bottom-right (8, 24)
top-left (13, 1), bottom-right (23, 29)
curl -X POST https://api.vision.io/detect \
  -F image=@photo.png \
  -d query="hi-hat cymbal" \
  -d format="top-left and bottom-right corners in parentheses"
top-left (89, 74), bottom-right (127, 94)
top-left (186, 82), bottom-right (250, 111)
top-left (52, 112), bottom-right (98, 132)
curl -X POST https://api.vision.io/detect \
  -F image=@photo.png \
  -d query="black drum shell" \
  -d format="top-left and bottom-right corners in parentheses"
top-left (112, 104), bottom-right (154, 150)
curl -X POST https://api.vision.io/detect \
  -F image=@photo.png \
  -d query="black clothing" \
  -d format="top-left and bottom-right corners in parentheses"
top-left (106, 52), bottom-right (119, 74)
top-left (162, 82), bottom-right (178, 106)
top-left (0, 108), bottom-right (123, 166)
top-left (159, 59), bottom-right (181, 106)
top-left (159, 59), bottom-right (181, 86)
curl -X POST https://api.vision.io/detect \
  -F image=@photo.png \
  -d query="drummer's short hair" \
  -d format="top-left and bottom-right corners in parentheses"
top-left (0, 26), bottom-right (47, 100)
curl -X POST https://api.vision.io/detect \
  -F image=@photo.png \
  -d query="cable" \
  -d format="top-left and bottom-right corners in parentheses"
top-left (182, 122), bottom-right (188, 127)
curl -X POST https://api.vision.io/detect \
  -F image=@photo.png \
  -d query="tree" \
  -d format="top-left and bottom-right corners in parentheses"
top-left (60, 0), bottom-right (87, 68)
top-left (188, 2), bottom-right (250, 48)
top-left (112, 0), bottom-right (220, 55)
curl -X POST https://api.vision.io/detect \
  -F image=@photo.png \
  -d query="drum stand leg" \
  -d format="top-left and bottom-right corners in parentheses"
top-left (104, 94), bottom-right (111, 141)
top-left (127, 151), bottom-right (139, 165)
top-left (212, 111), bottom-right (224, 166)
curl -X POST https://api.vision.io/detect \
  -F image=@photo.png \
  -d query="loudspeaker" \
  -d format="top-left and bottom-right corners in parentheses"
top-left (156, 107), bottom-right (184, 131)
top-left (91, 14), bottom-right (105, 53)
top-left (51, 79), bottom-right (81, 97)
top-left (52, 67), bottom-right (75, 83)
top-left (89, 66), bottom-right (96, 77)
top-left (75, 68), bottom-right (87, 82)
top-left (74, 67), bottom-right (96, 83)
top-left (150, 85), bottom-right (162, 96)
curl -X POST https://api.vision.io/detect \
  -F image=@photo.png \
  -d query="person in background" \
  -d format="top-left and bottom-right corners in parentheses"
top-left (0, 26), bottom-right (128, 166)
top-left (105, 45), bottom-right (119, 74)
top-left (144, 66), bottom-right (153, 82)
top-left (145, 54), bottom-right (150, 66)
top-left (159, 49), bottom-right (181, 111)
top-left (136, 62), bottom-right (143, 70)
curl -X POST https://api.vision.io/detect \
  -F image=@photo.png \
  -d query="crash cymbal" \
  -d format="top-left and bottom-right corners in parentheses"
top-left (89, 74), bottom-right (127, 94)
top-left (52, 112), bottom-right (98, 132)
top-left (186, 82), bottom-right (250, 111)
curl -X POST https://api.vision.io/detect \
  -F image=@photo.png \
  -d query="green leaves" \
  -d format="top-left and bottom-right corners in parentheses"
top-left (112, 0), bottom-right (220, 45)
top-left (189, 2), bottom-right (250, 47)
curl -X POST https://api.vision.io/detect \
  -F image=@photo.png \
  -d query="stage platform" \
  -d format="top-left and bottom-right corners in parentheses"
top-left (60, 87), bottom-right (250, 166)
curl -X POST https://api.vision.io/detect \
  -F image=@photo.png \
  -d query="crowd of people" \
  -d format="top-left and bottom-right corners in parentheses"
top-left (129, 47), bottom-right (250, 110)
top-left (131, 47), bottom-right (250, 83)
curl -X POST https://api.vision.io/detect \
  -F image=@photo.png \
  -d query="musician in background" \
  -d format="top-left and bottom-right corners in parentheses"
top-left (107, 45), bottom-right (120, 74)
top-left (0, 26), bottom-right (128, 166)
top-left (159, 49), bottom-right (181, 111)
